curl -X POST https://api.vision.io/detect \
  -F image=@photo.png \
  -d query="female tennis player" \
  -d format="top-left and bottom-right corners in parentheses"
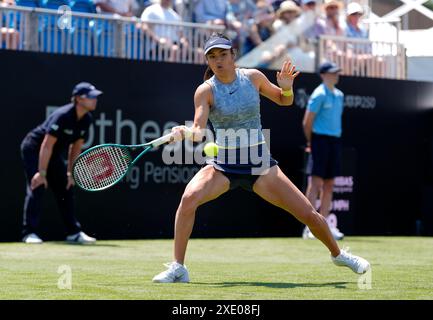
top-left (153, 33), bottom-right (370, 283)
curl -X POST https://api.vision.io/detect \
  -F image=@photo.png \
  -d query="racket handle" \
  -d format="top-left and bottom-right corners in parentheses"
top-left (150, 132), bottom-right (175, 147)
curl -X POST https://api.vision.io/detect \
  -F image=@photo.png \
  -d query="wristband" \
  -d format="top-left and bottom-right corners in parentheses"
top-left (39, 170), bottom-right (47, 177)
top-left (281, 88), bottom-right (293, 97)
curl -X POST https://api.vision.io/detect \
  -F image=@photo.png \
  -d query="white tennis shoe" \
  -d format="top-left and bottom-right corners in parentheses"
top-left (152, 262), bottom-right (190, 283)
top-left (332, 248), bottom-right (370, 274)
top-left (330, 227), bottom-right (344, 240)
top-left (66, 231), bottom-right (96, 244)
top-left (22, 233), bottom-right (43, 244)
top-left (302, 226), bottom-right (316, 240)
top-left (302, 225), bottom-right (344, 240)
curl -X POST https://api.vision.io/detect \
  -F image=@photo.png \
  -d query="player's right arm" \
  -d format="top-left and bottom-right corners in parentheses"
top-left (191, 83), bottom-right (212, 142)
top-left (31, 134), bottom-right (57, 190)
top-left (172, 83), bottom-right (212, 142)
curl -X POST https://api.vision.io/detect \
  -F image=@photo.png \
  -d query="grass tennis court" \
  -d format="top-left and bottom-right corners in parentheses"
top-left (0, 237), bottom-right (432, 300)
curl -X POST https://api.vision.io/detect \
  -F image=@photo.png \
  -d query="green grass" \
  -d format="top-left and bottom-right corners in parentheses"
top-left (0, 237), bottom-right (432, 300)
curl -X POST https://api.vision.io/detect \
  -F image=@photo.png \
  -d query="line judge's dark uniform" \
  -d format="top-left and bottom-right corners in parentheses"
top-left (20, 103), bottom-right (92, 237)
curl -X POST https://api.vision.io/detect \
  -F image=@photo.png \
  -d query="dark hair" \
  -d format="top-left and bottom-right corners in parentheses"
top-left (203, 33), bottom-right (236, 81)
top-left (203, 67), bottom-right (215, 81)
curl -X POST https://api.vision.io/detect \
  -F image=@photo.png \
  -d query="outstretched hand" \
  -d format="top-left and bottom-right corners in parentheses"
top-left (276, 59), bottom-right (300, 90)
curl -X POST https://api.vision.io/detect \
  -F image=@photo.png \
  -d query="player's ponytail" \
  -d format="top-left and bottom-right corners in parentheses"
top-left (203, 66), bottom-right (214, 81)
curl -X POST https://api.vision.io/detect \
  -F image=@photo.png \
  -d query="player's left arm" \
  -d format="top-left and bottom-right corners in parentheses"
top-left (249, 60), bottom-right (300, 106)
top-left (67, 138), bottom-right (84, 189)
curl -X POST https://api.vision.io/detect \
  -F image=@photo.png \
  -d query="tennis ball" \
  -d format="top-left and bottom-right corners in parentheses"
top-left (203, 142), bottom-right (219, 157)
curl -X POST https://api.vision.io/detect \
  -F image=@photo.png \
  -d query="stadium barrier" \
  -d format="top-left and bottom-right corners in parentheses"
top-left (319, 35), bottom-right (406, 80)
top-left (0, 4), bottom-right (224, 63)
top-left (2, 5), bottom-right (407, 80)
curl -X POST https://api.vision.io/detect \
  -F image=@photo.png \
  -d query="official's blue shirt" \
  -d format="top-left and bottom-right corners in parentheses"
top-left (307, 83), bottom-right (344, 137)
top-left (28, 103), bottom-right (92, 155)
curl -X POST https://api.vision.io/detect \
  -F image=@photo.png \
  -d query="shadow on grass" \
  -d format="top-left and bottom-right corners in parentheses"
top-left (341, 238), bottom-right (383, 243)
top-left (194, 282), bottom-right (348, 289)
top-left (50, 242), bottom-right (121, 247)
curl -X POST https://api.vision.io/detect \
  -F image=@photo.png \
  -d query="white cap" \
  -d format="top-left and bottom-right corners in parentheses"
top-left (347, 2), bottom-right (364, 15)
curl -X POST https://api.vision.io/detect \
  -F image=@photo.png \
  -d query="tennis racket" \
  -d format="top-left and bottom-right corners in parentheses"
top-left (72, 132), bottom-right (176, 192)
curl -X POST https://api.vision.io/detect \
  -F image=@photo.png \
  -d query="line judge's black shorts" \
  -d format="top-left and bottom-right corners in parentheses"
top-left (307, 133), bottom-right (342, 180)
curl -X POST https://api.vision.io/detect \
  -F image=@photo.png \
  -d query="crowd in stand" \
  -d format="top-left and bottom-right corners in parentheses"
top-left (1, 0), bottom-right (371, 70)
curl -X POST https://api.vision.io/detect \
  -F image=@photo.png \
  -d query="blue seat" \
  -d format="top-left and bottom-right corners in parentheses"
top-left (38, 14), bottom-right (68, 53)
top-left (40, 0), bottom-right (70, 10)
top-left (15, 0), bottom-right (40, 7)
top-left (70, 0), bottom-right (96, 13)
top-left (67, 16), bottom-right (96, 55)
top-left (37, 1), bottom-right (71, 53)
top-left (125, 23), bottom-right (146, 60)
top-left (37, 3), bottom-right (70, 53)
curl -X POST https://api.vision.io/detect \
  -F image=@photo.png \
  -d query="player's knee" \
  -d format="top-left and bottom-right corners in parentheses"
top-left (179, 190), bottom-right (202, 214)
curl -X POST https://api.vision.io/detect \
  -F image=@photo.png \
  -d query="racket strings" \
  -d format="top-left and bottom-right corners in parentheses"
top-left (73, 146), bottom-right (132, 191)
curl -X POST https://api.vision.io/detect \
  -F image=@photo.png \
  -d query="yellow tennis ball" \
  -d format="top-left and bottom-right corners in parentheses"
top-left (203, 142), bottom-right (219, 157)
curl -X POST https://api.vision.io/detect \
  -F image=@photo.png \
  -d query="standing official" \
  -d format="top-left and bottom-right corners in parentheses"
top-left (21, 82), bottom-right (102, 244)
top-left (302, 62), bottom-right (345, 240)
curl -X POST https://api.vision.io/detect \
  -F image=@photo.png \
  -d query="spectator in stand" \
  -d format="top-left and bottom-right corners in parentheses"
top-left (301, 0), bottom-right (323, 41)
top-left (194, 0), bottom-right (227, 25)
top-left (345, 2), bottom-right (376, 76)
top-left (271, 1), bottom-right (301, 68)
top-left (135, 0), bottom-right (153, 16)
top-left (174, 0), bottom-right (194, 22)
top-left (94, 0), bottom-right (139, 17)
top-left (317, 0), bottom-right (346, 67)
top-left (270, 0), bottom-right (284, 11)
top-left (345, 2), bottom-right (367, 39)
top-left (1, 0), bottom-right (20, 50)
top-left (319, 0), bottom-right (345, 36)
top-left (225, 0), bottom-right (257, 52)
top-left (141, 0), bottom-right (188, 62)
top-left (273, 0), bottom-right (301, 32)
top-left (243, 0), bottom-right (275, 54)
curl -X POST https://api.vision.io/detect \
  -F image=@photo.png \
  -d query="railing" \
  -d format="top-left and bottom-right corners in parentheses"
top-left (1, 5), bottom-right (407, 79)
top-left (319, 35), bottom-right (406, 79)
top-left (0, 5), bottom-right (224, 64)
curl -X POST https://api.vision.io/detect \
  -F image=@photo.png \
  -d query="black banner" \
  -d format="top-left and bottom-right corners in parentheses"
top-left (1, 50), bottom-right (432, 241)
